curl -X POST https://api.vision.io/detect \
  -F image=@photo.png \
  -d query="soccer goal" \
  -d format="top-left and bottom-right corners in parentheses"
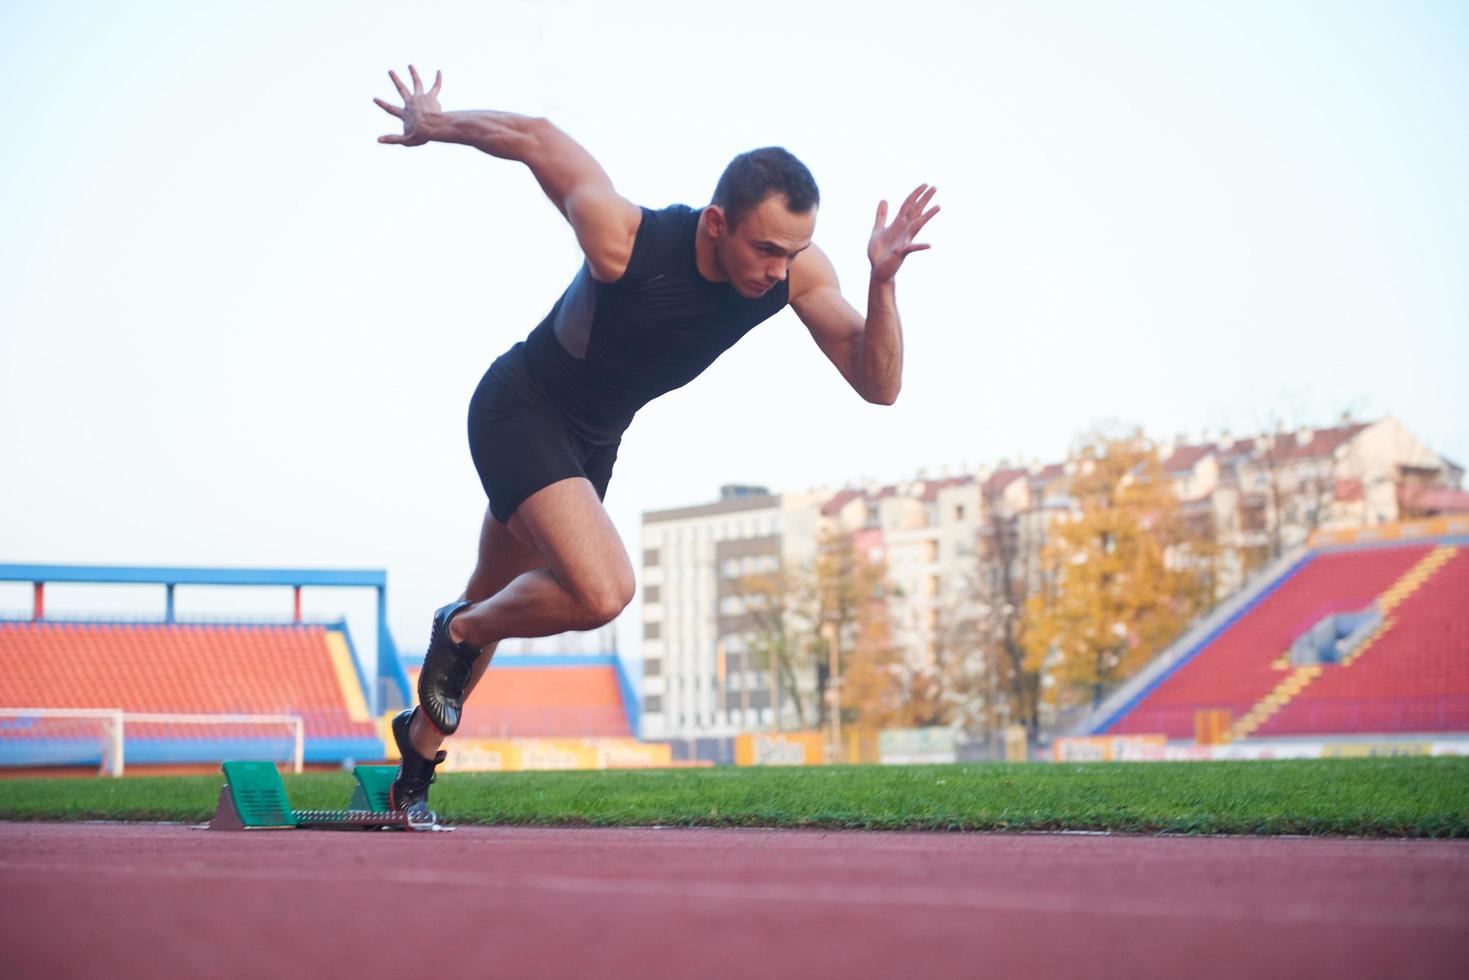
top-left (0, 708), bottom-right (304, 777)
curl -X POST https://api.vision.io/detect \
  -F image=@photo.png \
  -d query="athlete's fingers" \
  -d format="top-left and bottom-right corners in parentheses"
top-left (374, 97), bottom-right (404, 118)
top-left (389, 70), bottom-right (411, 101)
top-left (902, 243), bottom-right (932, 255)
top-left (898, 184), bottom-right (926, 219)
top-left (409, 64), bottom-right (423, 95)
top-left (912, 184), bottom-right (934, 218)
top-left (910, 205), bottom-right (941, 235)
top-left (874, 200), bottom-right (888, 229)
top-left (378, 133), bottom-right (405, 144)
top-left (429, 70), bottom-right (442, 97)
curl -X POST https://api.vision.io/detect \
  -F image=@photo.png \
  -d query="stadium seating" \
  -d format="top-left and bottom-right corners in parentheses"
top-left (1258, 548), bottom-right (1469, 735)
top-left (1107, 542), bottom-right (1461, 738)
top-left (0, 621), bottom-right (381, 763)
top-left (406, 658), bottom-right (632, 738)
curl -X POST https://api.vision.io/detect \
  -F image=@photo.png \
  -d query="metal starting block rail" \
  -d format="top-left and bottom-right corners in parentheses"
top-left (208, 760), bottom-right (452, 832)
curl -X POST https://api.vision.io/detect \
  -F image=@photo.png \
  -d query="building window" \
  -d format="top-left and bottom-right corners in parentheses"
top-left (955, 505), bottom-right (965, 521)
top-left (644, 622), bottom-right (662, 640)
top-left (644, 584), bottom-right (661, 603)
top-left (645, 659), bottom-right (661, 677)
top-left (644, 695), bottom-right (663, 713)
top-left (643, 548), bottom-right (661, 566)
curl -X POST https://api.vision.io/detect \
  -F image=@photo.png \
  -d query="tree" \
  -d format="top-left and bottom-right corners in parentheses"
top-left (977, 509), bottom-right (1043, 738)
top-left (1022, 431), bottom-right (1210, 713)
top-left (812, 528), bottom-right (912, 730)
top-left (725, 564), bottom-right (815, 730)
top-left (725, 526), bottom-right (903, 732)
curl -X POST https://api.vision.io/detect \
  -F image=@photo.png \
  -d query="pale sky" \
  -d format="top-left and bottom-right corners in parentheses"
top-left (2, 0), bottom-right (1466, 673)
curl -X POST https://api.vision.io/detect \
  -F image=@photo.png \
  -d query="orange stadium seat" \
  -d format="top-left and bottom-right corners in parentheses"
top-left (405, 661), bottom-right (631, 739)
top-left (0, 622), bottom-right (380, 758)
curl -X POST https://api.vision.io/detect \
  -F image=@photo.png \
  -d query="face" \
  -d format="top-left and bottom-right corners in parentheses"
top-left (711, 194), bottom-right (817, 298)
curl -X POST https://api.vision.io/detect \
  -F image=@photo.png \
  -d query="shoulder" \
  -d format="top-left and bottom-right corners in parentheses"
top-left (565, 185), bottom-right (643, 283)
top-left (788, 243), bottom-right (840, 305)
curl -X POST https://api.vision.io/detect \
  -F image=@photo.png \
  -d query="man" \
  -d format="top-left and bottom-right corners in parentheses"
top-left (374, 65), bottom-right (938, 824)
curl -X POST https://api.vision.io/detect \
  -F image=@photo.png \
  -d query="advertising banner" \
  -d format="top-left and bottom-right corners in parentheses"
top-left (734, 732), bottom-right (827, 766)
top-left (1052, 734), bottom-right (1167, 762)
top-left (878, 727), bottom-right (958, 765)
top-left (437, 737), bottom-right (674, 772)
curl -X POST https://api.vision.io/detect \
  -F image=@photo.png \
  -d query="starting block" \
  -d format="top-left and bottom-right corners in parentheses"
top-left (208, 760), bottom-right (452, 832)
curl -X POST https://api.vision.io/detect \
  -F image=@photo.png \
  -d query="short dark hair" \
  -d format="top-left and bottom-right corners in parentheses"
top-left (711, 147), bottom-right (819, 229)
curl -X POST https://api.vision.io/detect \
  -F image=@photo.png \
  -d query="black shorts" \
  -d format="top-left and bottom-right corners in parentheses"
top-left (467, 360), bottom-right (621, 525)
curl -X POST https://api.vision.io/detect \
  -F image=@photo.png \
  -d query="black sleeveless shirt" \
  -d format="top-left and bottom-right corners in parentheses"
top-left (489, 204), bottom-right (790, 444)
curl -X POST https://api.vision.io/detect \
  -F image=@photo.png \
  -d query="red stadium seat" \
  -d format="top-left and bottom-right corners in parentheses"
top-left (1107, 543), bottom-right (1467, 737)
top-left (1260, 549), bottom-right (1469, 735)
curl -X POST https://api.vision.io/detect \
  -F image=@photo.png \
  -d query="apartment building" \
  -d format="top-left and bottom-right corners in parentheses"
top-left (638, 416), bottom-right (1463, 740)
top-left (644, 477), bottom-right (1000, 739)
top-left (1161, 417), bottom-right (1463, 591)
top-left (640, 486), bottom-right (825, 740)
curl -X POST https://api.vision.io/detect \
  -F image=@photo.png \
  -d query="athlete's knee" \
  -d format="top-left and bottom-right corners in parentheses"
top-left (572, 569), bottom-right (634, 627)
top-left (581, 584), bottom-right (633, 627)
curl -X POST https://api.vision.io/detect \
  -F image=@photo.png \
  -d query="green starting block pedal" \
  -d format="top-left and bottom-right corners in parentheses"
top-left (208, 761), bottom-right (451, 832)
top-left (212, 761), bottom-right (297, 829)
top-left (348, 764), bottom-right (396, 813)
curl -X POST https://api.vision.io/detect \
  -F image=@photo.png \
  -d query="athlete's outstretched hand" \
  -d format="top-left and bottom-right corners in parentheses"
top-left (374, 65), bottom-right (442, 146)
top-left (868, 184), bottom-right (940, 283)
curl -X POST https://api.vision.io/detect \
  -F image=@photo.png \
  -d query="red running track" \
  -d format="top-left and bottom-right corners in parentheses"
top-left (1, 823), bottom-right (1466, 979)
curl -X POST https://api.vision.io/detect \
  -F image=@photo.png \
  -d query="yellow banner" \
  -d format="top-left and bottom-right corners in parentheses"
top-left (1321, 742), bottom-right (1431, 758)
top-left (596, 740), bottom-right (675, 769)
top-left (439, 737), bottom-right (674, 772)
top-left (378, 718), bottom-right (677, 773)
top-left (1052, 734), bottom-right (1166, 762)
top-left (735, 732), bottom-right (827, 766)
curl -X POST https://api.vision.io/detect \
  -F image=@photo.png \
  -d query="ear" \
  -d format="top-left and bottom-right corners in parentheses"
top-left (703, 205), bottom-right (728, 240)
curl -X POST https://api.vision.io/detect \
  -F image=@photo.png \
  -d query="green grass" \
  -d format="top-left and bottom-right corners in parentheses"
top-left (1, 758), bottom-right (1466, 837)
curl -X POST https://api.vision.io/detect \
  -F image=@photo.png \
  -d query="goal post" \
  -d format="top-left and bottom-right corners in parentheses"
top-left (0, 708), bottom-right (123, 776)
top-left (0, 708), bottom-right (303, 776)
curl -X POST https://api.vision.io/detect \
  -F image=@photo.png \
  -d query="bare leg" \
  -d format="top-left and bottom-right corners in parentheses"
top-left (447, 477), bottom-right (634, 648)
top-left (408, 504), bottom-right (544, 758)
top-left (409, 479), bottom-right (633, 756)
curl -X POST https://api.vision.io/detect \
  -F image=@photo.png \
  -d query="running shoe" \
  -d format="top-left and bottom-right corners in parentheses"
top-left (388, 707), bottom-right (445, 829)
top-left (417, 600), bottom-right (480, 735)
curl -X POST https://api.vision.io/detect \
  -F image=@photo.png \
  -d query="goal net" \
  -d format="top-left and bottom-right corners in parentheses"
top-left (0, 708), bottom-right (303, 776)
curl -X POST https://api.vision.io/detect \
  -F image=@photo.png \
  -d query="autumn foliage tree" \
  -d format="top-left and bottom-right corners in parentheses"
top-left (726, 563), bottom-right (815, 729)
top-left (833, 557), bottom-right (914, 730)
top-left (728, 527), bottom-right (902, 731)
top-left (1023, 431), bottom-right (1210, 713)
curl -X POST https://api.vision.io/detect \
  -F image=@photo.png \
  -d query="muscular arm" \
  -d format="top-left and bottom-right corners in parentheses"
top-left (376, 67), bottom-right (641, 282)
top-left (790, 248), bottom-right (904, 406)
top-left (789, 184), bottom-right (940, 407)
